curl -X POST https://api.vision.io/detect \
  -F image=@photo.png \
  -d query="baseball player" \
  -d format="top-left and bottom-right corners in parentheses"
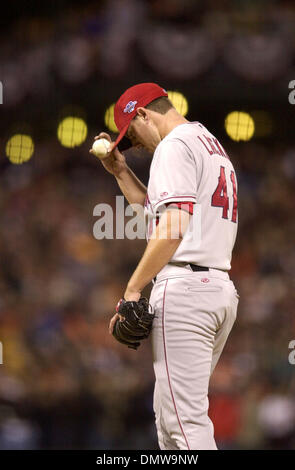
top-left (91, 83), bottom-right (239, 450)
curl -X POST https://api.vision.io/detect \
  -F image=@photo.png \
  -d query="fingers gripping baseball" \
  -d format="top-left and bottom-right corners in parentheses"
top-left (89, 133), bottom-right (127, 176)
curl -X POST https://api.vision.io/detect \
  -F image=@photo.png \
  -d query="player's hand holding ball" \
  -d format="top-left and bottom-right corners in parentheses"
top-left (91, 138), bottom-right (111, 159)
top-left (89, 132), bottom-right (127, 177)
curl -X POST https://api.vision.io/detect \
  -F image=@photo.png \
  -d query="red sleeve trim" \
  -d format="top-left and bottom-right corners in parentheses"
top-left (165, 201), bottom-right (194, 215)
top-left (152, 195), bottom-right (196, 209)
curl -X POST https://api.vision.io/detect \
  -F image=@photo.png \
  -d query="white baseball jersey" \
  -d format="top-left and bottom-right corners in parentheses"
top-left (144, 122), bottom-right (238, 271)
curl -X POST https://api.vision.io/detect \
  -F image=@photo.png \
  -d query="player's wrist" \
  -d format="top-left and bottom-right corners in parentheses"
top-left (124, 284), bottom-right (141, 302)
top-left (115, 164), bottom-right (130, 180)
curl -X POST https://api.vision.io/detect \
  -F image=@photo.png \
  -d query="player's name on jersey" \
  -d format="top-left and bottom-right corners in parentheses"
top-left (198, 133), bottom-right (229, 159)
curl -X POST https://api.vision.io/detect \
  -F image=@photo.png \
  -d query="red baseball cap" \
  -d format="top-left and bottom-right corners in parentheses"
top-left (113, 83), bottom-right (168, 150)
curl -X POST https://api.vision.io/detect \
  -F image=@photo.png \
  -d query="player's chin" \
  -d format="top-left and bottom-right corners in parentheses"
top-left (132, 144), bottom-right (146, 153)
top-left (131, 142), bottom-right (153, 154)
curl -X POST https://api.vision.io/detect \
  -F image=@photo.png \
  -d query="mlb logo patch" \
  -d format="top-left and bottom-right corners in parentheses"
top-left (124, 100), bottom-right (137, 114)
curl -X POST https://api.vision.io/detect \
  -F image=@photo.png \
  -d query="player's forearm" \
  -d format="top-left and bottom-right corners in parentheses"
top-left (127, 237), bottom-right (182, 294)
top-left (126, 209), bottom-right (190, 294)
top-left (115, 167), bottom-right (147, 206)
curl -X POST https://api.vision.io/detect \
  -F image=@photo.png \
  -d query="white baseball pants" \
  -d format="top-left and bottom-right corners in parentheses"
top-left (150, 266), bottom-right (239, 450)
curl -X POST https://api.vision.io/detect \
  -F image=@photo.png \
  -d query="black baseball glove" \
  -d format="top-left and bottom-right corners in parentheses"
top-left (112, 297), bottom-right (155, 350)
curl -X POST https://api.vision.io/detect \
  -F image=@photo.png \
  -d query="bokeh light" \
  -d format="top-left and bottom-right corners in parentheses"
top-left (104, 104), bottom-right (118, 133)
top-left (168, 91), bottom-right (188, 116)
top-left (225, 111), bottom-right (255, 142)
top-left (5, 134), bottom-right (34, 164)
top-left (57, 117), bottom-right (88, 148)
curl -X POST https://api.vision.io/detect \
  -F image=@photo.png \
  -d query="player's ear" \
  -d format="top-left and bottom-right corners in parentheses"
top-left (136, 107), bottom-right (148, 121)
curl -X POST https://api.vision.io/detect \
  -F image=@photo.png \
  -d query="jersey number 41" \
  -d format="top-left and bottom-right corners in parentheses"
top-left (211, 165), bottom-right (238, 223)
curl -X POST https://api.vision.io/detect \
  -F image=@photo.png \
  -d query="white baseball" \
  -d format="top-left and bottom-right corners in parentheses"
top-left (92, 138), bottom-right (111, 159)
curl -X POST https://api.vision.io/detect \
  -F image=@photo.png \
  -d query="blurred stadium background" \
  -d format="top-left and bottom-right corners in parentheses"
top-left (0, 0), bottom-right (295, 450)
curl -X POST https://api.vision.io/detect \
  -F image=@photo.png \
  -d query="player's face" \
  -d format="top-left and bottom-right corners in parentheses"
top-left (126, 113), bottom-right (161, 153)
